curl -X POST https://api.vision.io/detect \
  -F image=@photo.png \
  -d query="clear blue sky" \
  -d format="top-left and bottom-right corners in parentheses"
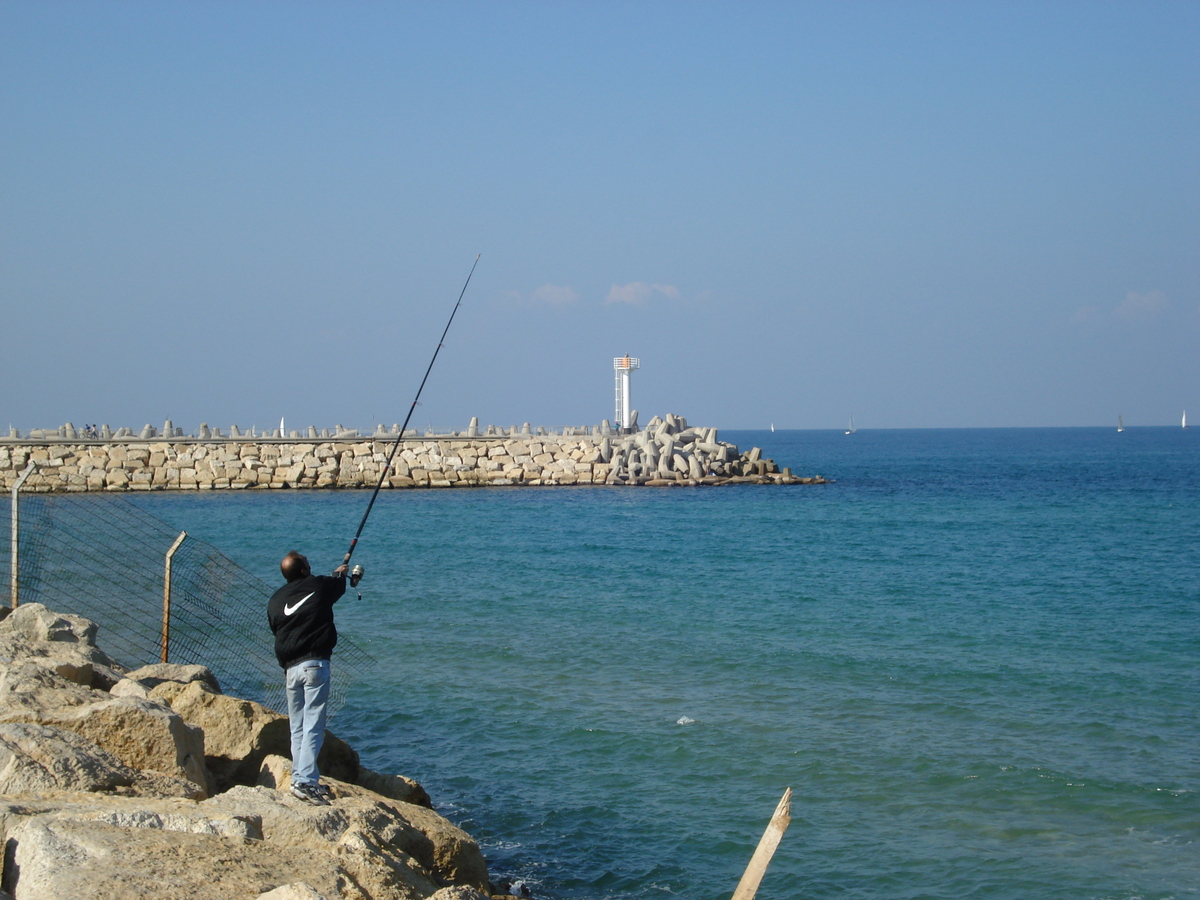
top-left (2, 1), bottom-right (1196, 431)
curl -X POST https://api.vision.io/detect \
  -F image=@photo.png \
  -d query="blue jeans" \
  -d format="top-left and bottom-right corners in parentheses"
top-left (285, 659), bottom-right (330, 787)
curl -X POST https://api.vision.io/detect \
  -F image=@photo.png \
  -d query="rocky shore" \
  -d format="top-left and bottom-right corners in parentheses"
top-left (1, 414), bottom-right (826, 492)
top-left (0, 601), bottom-right (521, 900)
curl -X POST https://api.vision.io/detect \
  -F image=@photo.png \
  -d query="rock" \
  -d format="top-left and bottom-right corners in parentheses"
top-left (0, 658), bottom-right (107, 713)
top-left (0, 603), bottom-right (98, 645)
top-left (37, 646), bottom-right (124, 691)
top-left (356, 767), bottom-right (433, 808)
top-left (429, 889), bottom-right (492, 900)
top-left (1, 816), bottom-right (344, 900)
top-left (151, 680), bottom-right (290, 792)
top-left (333, 820), bottom-right (443, 900)
top-left (0, 694), bottom-right (210, 796)
top-left (256, 885), bottom-right (332, 900)
top-left (256, 752), bottom-right (294, 789)
top-left (84, 805), bottom-right (261, 839)
top-left (0, 723), bottom-right (139, 795)
top-left (122, 662), bottom-right (222, 694)
top-left (25, 655), bottom-right (93, 689)
top-left (0, 794), bottom-right (265, 837)
top-left (107, 679), bottom-right (148, 699)
top-left (395, 800), bottom-right (491, 890)
top-left (222, 780), bottom-right (489, 893)
top-left (154, 681), bottom-right (358, 791)
top-left (202, 784), bottom-right (450, 896)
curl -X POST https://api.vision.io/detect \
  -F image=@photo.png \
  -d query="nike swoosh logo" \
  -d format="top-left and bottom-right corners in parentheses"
top-left (284, 592), bottom-right (316, 616)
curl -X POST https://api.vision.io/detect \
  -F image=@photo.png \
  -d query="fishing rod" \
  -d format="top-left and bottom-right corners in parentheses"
top-left (338, 254), bottom-right (481, 583)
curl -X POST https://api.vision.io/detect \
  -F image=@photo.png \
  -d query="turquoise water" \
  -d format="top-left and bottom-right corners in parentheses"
top-left (136, 427), bottom-right (1199, 900)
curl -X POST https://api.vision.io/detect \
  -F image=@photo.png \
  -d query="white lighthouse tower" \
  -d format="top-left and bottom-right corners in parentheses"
top-left (613, 354), bottom-right (640, 433)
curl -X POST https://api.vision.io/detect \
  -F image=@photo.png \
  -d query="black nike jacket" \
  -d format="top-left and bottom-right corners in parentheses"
top-left (267, 573), bottom-right (346, 670)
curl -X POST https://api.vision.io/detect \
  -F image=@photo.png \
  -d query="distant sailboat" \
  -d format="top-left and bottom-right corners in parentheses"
top-left (770, 423), bottom-right (775, 432)
top-left (846, 415), bottom-right (856, 435)
top-left (1117, 415), bottom-right (1124, 433)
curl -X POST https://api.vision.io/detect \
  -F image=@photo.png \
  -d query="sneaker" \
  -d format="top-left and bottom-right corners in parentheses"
top-left (311, 783), bottom-right (334, 801)
top-left (290, 783), bottom-right (330, 806)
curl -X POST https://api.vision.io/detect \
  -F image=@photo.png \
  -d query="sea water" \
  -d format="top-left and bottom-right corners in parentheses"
top-left (133, 427), bottom-right (1198, 900)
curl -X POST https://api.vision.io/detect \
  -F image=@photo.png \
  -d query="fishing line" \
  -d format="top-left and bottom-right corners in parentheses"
top-left (338, 254), bottom-right (481, 578)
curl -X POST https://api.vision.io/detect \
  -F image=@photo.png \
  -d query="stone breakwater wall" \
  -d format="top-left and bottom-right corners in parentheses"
top-left (0, 415), bottom-right (826, 492)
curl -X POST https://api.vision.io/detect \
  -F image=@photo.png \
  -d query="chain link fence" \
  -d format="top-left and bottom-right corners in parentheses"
top-left (4, 489), bottom-right (373, 716)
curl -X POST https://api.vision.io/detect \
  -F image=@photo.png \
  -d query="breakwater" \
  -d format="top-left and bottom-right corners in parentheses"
top-left (1, 414), bottom-right (825, 492)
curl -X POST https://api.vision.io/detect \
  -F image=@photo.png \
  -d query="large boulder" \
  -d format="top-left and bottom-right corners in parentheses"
top-left (0, 724), bottom-right (201, 800)
top-left (0, 659), bottom-right (106, 714)
top-left (256, 886), bottom-right (332, 900)
top-left (0, 695), bottom-right (210, 796)
top-left (391, 800), bottom-right (491, 891)
top-left (429, 890), bottom-right (491, 900)
top-left (334, 823), bottom-right (443, 900)
top-left (0, 630), bottom-right (125, 692)
top-left (356, 767), bottom-right (433, 808)
top-left (0, 794), bottom-right (266, 843)
top-left (214, 782), bottom-right (489, 893)
top-left (112, 662), bottom-right (222, 697)
top-left (150, 680), bottom-right (291, 792)
top-left (1, 816), bottom-right (345, 900)
top-left (0, 603), bottom-right (97, 645)
top-left (153, 680), bottom-right (359, 789)
top-left (0, 722), bottom-right (136, 794)
top-left (214, 782), bottom-right (448, 897)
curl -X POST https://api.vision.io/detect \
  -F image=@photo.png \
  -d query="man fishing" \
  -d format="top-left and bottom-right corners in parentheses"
top-left (267, 551), bottom-right (347, 806)
top-left (264, 256), bottom-right (478, 807)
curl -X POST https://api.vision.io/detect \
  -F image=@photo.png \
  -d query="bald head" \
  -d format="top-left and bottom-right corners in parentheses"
top-left (281, 551), bottom-right (310, 582)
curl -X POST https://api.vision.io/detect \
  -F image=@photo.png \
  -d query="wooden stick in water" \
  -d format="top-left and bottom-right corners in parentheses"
top-left (730, 787), bottom-right (792, 900)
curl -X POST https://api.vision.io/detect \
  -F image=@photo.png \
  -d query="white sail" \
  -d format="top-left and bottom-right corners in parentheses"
top-left (1117, 415), bottom-right (1124, 432)
top-left (846, 415), bottom-right (856, 435)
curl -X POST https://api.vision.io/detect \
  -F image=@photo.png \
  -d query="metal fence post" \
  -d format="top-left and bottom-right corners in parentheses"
top-left (10, 461), bottom-right (38, 609)
top-left (161, 531), bottom-right (187, 663)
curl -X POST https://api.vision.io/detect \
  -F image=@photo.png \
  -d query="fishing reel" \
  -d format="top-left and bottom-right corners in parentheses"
top-left (350, 565), bottom-right (364, 588)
